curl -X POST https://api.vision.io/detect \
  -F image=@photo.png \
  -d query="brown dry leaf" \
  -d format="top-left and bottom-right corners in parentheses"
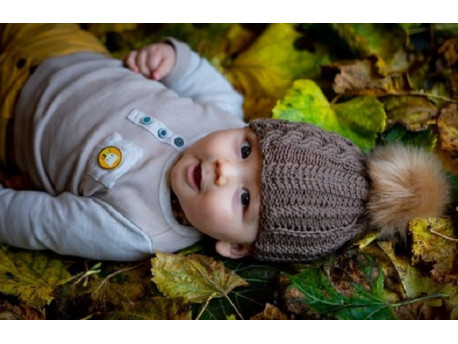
top-left (438, 103), bottom-right (458, 157)
top-left (410, 217), bottom-right (458, 284)
top-left (250, 303), bottom-right (288, 320)
top-left (382, 95), bottom-right (438, 131)
top-left (0, 300), bottom-right (45, 320)
top-left (323, 58), bottom-right (403, 96)
top-left (438, 38), bottom-right (458, 66)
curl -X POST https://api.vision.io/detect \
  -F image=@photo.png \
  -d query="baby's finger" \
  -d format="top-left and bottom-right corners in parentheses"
top-left (147, 54), bottom-right (163, 79)
top-left (151, 58), bottom-right (173, 80)
top-left (135, 50), bottom-right (150, 76)
top-left (124, 51), bottom-right (139, 73)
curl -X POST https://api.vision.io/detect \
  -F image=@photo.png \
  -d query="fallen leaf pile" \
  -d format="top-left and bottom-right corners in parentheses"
top-left (0, 23), bottom-right (457, 319)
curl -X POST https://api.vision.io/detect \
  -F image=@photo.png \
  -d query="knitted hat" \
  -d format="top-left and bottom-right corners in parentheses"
top-left (249, 119), bottom-right (370, 262)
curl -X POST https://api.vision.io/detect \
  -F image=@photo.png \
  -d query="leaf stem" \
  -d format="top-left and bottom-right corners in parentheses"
top-left (382, 91), bottom-right (457, 103)
top-left (224, 294), bottom-right (244, 320)
top-left (429, 228), bottom-right (458, 242)
top-left (195, 295), bottom-right (213, 320)
top-left (92, 262), bottom-right (144, 294)
top-left (389, 293), bottom-right (449, 308)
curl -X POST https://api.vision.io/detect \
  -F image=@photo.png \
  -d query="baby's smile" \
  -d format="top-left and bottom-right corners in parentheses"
top-left (188, 162), bottom-right (202, 191)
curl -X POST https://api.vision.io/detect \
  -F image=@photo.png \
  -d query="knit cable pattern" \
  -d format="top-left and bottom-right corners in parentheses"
top-left (249, 119), bottom-right (369, 262)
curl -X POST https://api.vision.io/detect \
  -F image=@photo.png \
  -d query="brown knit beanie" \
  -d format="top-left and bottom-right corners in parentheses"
top-left (249, 119), bottom-right (370, 262)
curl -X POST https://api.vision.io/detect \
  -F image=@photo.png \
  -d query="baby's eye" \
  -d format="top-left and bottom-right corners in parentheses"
top-left (241, 189), bottom-right (250, 208)
top-left (241, 140), bottom-right (251, 159)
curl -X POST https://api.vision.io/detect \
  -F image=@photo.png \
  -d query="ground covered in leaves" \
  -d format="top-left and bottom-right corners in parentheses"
top-left (1, 23), bottom-right (458, 320)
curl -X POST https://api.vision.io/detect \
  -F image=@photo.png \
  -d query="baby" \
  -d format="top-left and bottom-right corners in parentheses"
top-left (0, 24), bottom-right (451, 263)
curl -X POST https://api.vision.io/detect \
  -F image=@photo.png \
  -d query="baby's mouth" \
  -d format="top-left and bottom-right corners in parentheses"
top-left (187, 162), bottom-right (202, 191)
top-left (193, 163), bottom-right (202, 191)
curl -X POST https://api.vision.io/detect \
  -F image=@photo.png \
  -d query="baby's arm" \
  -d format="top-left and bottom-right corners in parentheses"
top-left (0, 185), bottom-right (152, 261)
top-left (125, 38), bottom-right (244, 119)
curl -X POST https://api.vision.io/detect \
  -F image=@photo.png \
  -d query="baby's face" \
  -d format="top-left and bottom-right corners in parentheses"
top-left (170, 127), bottom-right (262, 246)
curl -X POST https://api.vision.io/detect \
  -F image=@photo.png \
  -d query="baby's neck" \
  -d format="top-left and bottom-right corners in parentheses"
top-left (170, 190), bottom-right (193, 226)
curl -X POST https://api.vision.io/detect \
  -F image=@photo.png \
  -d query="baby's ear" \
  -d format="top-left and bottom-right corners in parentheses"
top-left (215, 241), bottom-right (253, 259)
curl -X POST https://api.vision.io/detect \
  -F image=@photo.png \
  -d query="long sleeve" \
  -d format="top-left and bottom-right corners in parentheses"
top-left (161, 38), bottom-right (244, 119)
top-left (0, 184), bottom-right (153, 261)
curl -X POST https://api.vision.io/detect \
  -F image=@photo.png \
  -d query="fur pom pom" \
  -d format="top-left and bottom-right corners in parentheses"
top-left (366, 144), bottom-right (450, 240)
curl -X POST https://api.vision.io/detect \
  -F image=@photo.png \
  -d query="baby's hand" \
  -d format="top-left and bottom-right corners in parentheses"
top-left (124, 43), bottom-right (176, 81)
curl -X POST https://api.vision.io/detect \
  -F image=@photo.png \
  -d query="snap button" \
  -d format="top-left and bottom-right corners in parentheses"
top-left (141, 116), bottom-right (152, 125)
top-left (157, 128), bottom-right (168, 138)
top-left (174, 137), bottom-right (184, 147)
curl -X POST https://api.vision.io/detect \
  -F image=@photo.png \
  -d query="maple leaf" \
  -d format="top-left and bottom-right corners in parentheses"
top-left (151, 252), bottom-right (248, 319)
top-left (272, 79), bottom-right (386, 152)
top-left (0, 245), bottom-right (72, 308)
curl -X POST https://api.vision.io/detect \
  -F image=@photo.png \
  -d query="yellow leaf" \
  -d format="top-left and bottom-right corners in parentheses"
top-left (224, 23), bottom-right (330, 99)
top-left (378, 241), bottom-right (434, 299)
top-left (0, 246), bottom-right (72, 307)
top-left (151, 252), bottom-right (248, 303)
top-left (410, 217), bottom-right (457, 283)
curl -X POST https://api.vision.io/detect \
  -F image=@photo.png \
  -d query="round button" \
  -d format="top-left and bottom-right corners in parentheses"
top-left (141, 116), bottom-right (152, 125)
top-left (174, 137), bottom-right (184, 147)
top-left (98, 146), bottom-right (122, 169)
top-left (157, 128), bottom-right (168, 139)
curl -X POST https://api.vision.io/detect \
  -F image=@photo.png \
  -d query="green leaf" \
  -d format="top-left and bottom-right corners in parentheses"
top-left (151, 252), bottom-right (248, 304)
top-left (379, 124), bottom-right (437, 151)
top-left (285, 252), bottom-right (396, 319)
top-left (272, 79), bottom-right (386, 152)
top-left (0, 246), bottom-right (72, 308)
top-left (197, 259), bottom-right (280, 320)
top-left (382, 95), bottom-right (438, 132)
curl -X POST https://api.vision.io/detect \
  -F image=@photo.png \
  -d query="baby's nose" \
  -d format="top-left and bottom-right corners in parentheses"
top-left (214, 159), bottom-right (229, 186)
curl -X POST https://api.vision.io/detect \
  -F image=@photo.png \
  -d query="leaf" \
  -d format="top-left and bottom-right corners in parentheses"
top-left (378, 241), bottom-right (434, 299)
top-left (272, 79), bottom-right (386, 151)
top-left (105, 297), bottom-right (192, 320)
top-left (224, 23), bottom-right (330, 99)
top-left (410, 217), bottom-right (457, 284)
top-left (250, 303), bottom-right (288, 320)
top-left (438, 103), bottom-right (458, 156)
top-left (382, 96), bottom-right (438, 131)
top-left (0, 300), bottom-right (45, 320)
top-left (151, 252), bottom-right (248, 304)
top-left (379, 123), bottom-right (438, 151)
top-left (438, 38), bottom-right (458, 66)
top-left (0, 246), bottom-right (72, 308)
top-left (285, 251), bottom-right (397, 319)
top-left (333, 24), bottom-right (409, 73)
top-left (323, 58), bottom-right (403, 96)
top-left (196, 259), bottom-right (279, 320)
